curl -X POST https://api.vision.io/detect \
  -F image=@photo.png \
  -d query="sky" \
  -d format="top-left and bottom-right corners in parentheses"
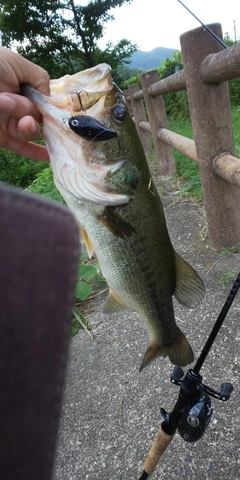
top-left (96, 0), bottom-right (239, 51)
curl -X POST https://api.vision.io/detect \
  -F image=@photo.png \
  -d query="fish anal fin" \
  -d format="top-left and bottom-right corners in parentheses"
top-left (79, 224), bottom-right (95, 258)
top-left (102, 289), bottom-right (130, 314)
top-left (174, 252), bottom-right (205, 308)
top-left (97, 206), bottom-right (135, 240)
top-left (139, 328), bottom-right (194, 371)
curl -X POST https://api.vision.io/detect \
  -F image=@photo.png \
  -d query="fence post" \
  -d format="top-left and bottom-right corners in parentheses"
top-left (123, 89), bottom-right (133, 118)
top-left (180, 24), bottom-right (240, 248)
top-left (140, 70), bottom-right (175, 177)
top-left (128, 83), bottom-right (152, 153)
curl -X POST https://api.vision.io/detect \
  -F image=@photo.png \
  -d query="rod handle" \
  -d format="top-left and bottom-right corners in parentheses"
top-left (143, 426), bottom-right (174, 474)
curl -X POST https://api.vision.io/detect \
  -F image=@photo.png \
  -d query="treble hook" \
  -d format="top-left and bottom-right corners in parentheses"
top-left (71, 90), bottom-right (89, 112)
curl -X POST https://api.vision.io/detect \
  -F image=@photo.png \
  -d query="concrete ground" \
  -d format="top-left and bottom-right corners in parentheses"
top-left (53, 179), bottom-right (240, 480)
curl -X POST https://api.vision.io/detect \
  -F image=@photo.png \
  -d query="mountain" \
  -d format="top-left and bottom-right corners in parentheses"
top-left (129, 47), bottom-right (175, 71)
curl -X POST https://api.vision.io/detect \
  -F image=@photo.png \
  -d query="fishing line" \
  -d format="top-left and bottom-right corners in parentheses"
top-left (194, 270), bottom-right (240, 373)
top-left (202, 253), bottom-right (240, 279)
top-left (177, 0), bottom-right (227, 49)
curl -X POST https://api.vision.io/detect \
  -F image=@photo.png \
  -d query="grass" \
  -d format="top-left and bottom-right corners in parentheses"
top-left (219, 269), bottom-right (239, 287)
top-left (165, 105), bottom-right (240, 202)
top-left (168, 116), bottom-right (202, 200)
top-left (26, 164), bottom-right (64, 203)
top-left (72, 254), bottom-right (107, 336)
top-left (231, 106), bottom-right (240, 158)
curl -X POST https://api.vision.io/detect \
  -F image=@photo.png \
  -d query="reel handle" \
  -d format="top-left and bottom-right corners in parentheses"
top-left (171, 366), bottom-right (184, 384)
top-left (220, 382), bottom-right (233, 401)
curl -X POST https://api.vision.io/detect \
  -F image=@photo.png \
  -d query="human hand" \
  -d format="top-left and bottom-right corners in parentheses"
top-left (0, 47), bottom-right (50, 161)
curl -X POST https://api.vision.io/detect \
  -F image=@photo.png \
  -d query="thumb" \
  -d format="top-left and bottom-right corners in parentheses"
top-left (0, 47), bottom-right (50, 96)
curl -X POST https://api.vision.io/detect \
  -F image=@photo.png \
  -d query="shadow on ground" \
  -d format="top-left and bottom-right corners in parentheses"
top-left (53, 178), bottom-right (240, 480)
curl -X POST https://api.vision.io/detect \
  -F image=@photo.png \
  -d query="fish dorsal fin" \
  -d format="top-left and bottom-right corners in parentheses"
top-left (102, 289), bottom-right (130, 314)
top-left (174, 252), bottom-right (205, 308)
top-left (79, 224), bottom-right (95, 258)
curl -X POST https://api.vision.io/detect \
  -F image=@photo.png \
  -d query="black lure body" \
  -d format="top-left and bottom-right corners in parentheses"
top-left (68, 115), bottom-right (118, 141)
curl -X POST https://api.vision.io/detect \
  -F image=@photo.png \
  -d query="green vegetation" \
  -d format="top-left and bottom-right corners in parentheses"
top-left (216, 269), bottom-right (239, 287)
top-left (167, 104), bottom-right (240, 202)
top-left (72, 256), bottom-right (106, 335)
top-left (0, 0), bottom-right (136, 79)
top-left (158, 51), bottom-right (190, 121)
top-left (231, 106), bottom-right (240, 159)
top-left (75, 259), bottom-right (106, 303)
top-left (122, 50), bottom-right (190, 118)
top-left (0, 148), bottom-right (46, 189)
top-left (26, 165), bottom-right (64, 203)
top-left (122, 36), bottom-right (240, 202)
top-left (167, 117), bottom-right (202, 200)
top-left (218, 241), bottom-right (240, 257)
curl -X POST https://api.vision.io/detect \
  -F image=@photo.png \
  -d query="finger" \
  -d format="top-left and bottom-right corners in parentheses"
top-left (0, 48), bottom-right (50, 96)
top-left (0, 93), bottom-right (42, 123)
top-left (21, 142), bottom-right (49, 162)
top-left (19, 59), bottom-right (50, 96)
top-left (1, 135), bottom-right (49, 161)
top-left (18, 116), bottom-right (41, 141)
top-left (20, 142), bottom-right (49, 162)
top-left (6, 115), bottom-right (42, 143)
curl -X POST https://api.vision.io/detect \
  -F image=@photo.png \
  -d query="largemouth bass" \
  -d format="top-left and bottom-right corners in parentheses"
top-left (23, 64), bottom-right (205, 370)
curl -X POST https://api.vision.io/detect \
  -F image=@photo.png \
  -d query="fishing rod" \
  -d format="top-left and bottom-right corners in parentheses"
top-left (138, 271), bottom-right (240, 479)
top-left (177, 0), bottom-right (227, 49)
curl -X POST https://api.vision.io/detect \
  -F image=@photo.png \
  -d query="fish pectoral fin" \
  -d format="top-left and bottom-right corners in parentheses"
top-left (79, 224), bottom-right (95, 258)
top-left (139, 328), bottom-right (194, 371)
top-left (97, 206), bottom-right (136, 240)
top-left (102, 289), bottom-right (130, 314)
top-left (174, 252), bottom-right (205, 308)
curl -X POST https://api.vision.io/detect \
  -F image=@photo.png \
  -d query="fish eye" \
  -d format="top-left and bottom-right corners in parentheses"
top-left (112, 104), bottom-right (127, 123)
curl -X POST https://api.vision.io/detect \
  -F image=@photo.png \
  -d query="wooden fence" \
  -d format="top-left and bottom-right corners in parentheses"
top-left (124, 23), bottom-right (240, 249)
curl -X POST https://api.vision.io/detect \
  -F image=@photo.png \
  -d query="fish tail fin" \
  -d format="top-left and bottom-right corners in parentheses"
top-left (139, 328), bottom-right (194, 372)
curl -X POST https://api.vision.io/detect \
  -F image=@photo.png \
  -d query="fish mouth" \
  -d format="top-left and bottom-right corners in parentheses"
top-left (22, 64), bottom-right (134, 207)
top-left (22, 63), bottom-right (114, 118)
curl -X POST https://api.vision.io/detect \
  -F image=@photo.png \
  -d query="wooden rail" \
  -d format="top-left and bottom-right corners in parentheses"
top-left (125, 23), bottom-right (240, 249)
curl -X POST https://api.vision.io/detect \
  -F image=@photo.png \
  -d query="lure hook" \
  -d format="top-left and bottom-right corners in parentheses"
top-left (71, 90), bottom-right (89, 112)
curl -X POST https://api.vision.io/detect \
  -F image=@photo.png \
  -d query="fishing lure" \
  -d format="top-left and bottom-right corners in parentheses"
top-left (68, 115), bottom-right (118, 141)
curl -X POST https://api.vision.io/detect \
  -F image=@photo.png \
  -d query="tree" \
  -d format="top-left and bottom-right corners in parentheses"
top-left (93, 39), bottom-right (138, 85)
top-left (158, 50), bottom-right (183, 79)
top-left (156, 51), bottom-right (189, 120)
top-left (0, 0), bottom-right (137, 77)
top-left (223, 32), bottom-right (237, 47)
